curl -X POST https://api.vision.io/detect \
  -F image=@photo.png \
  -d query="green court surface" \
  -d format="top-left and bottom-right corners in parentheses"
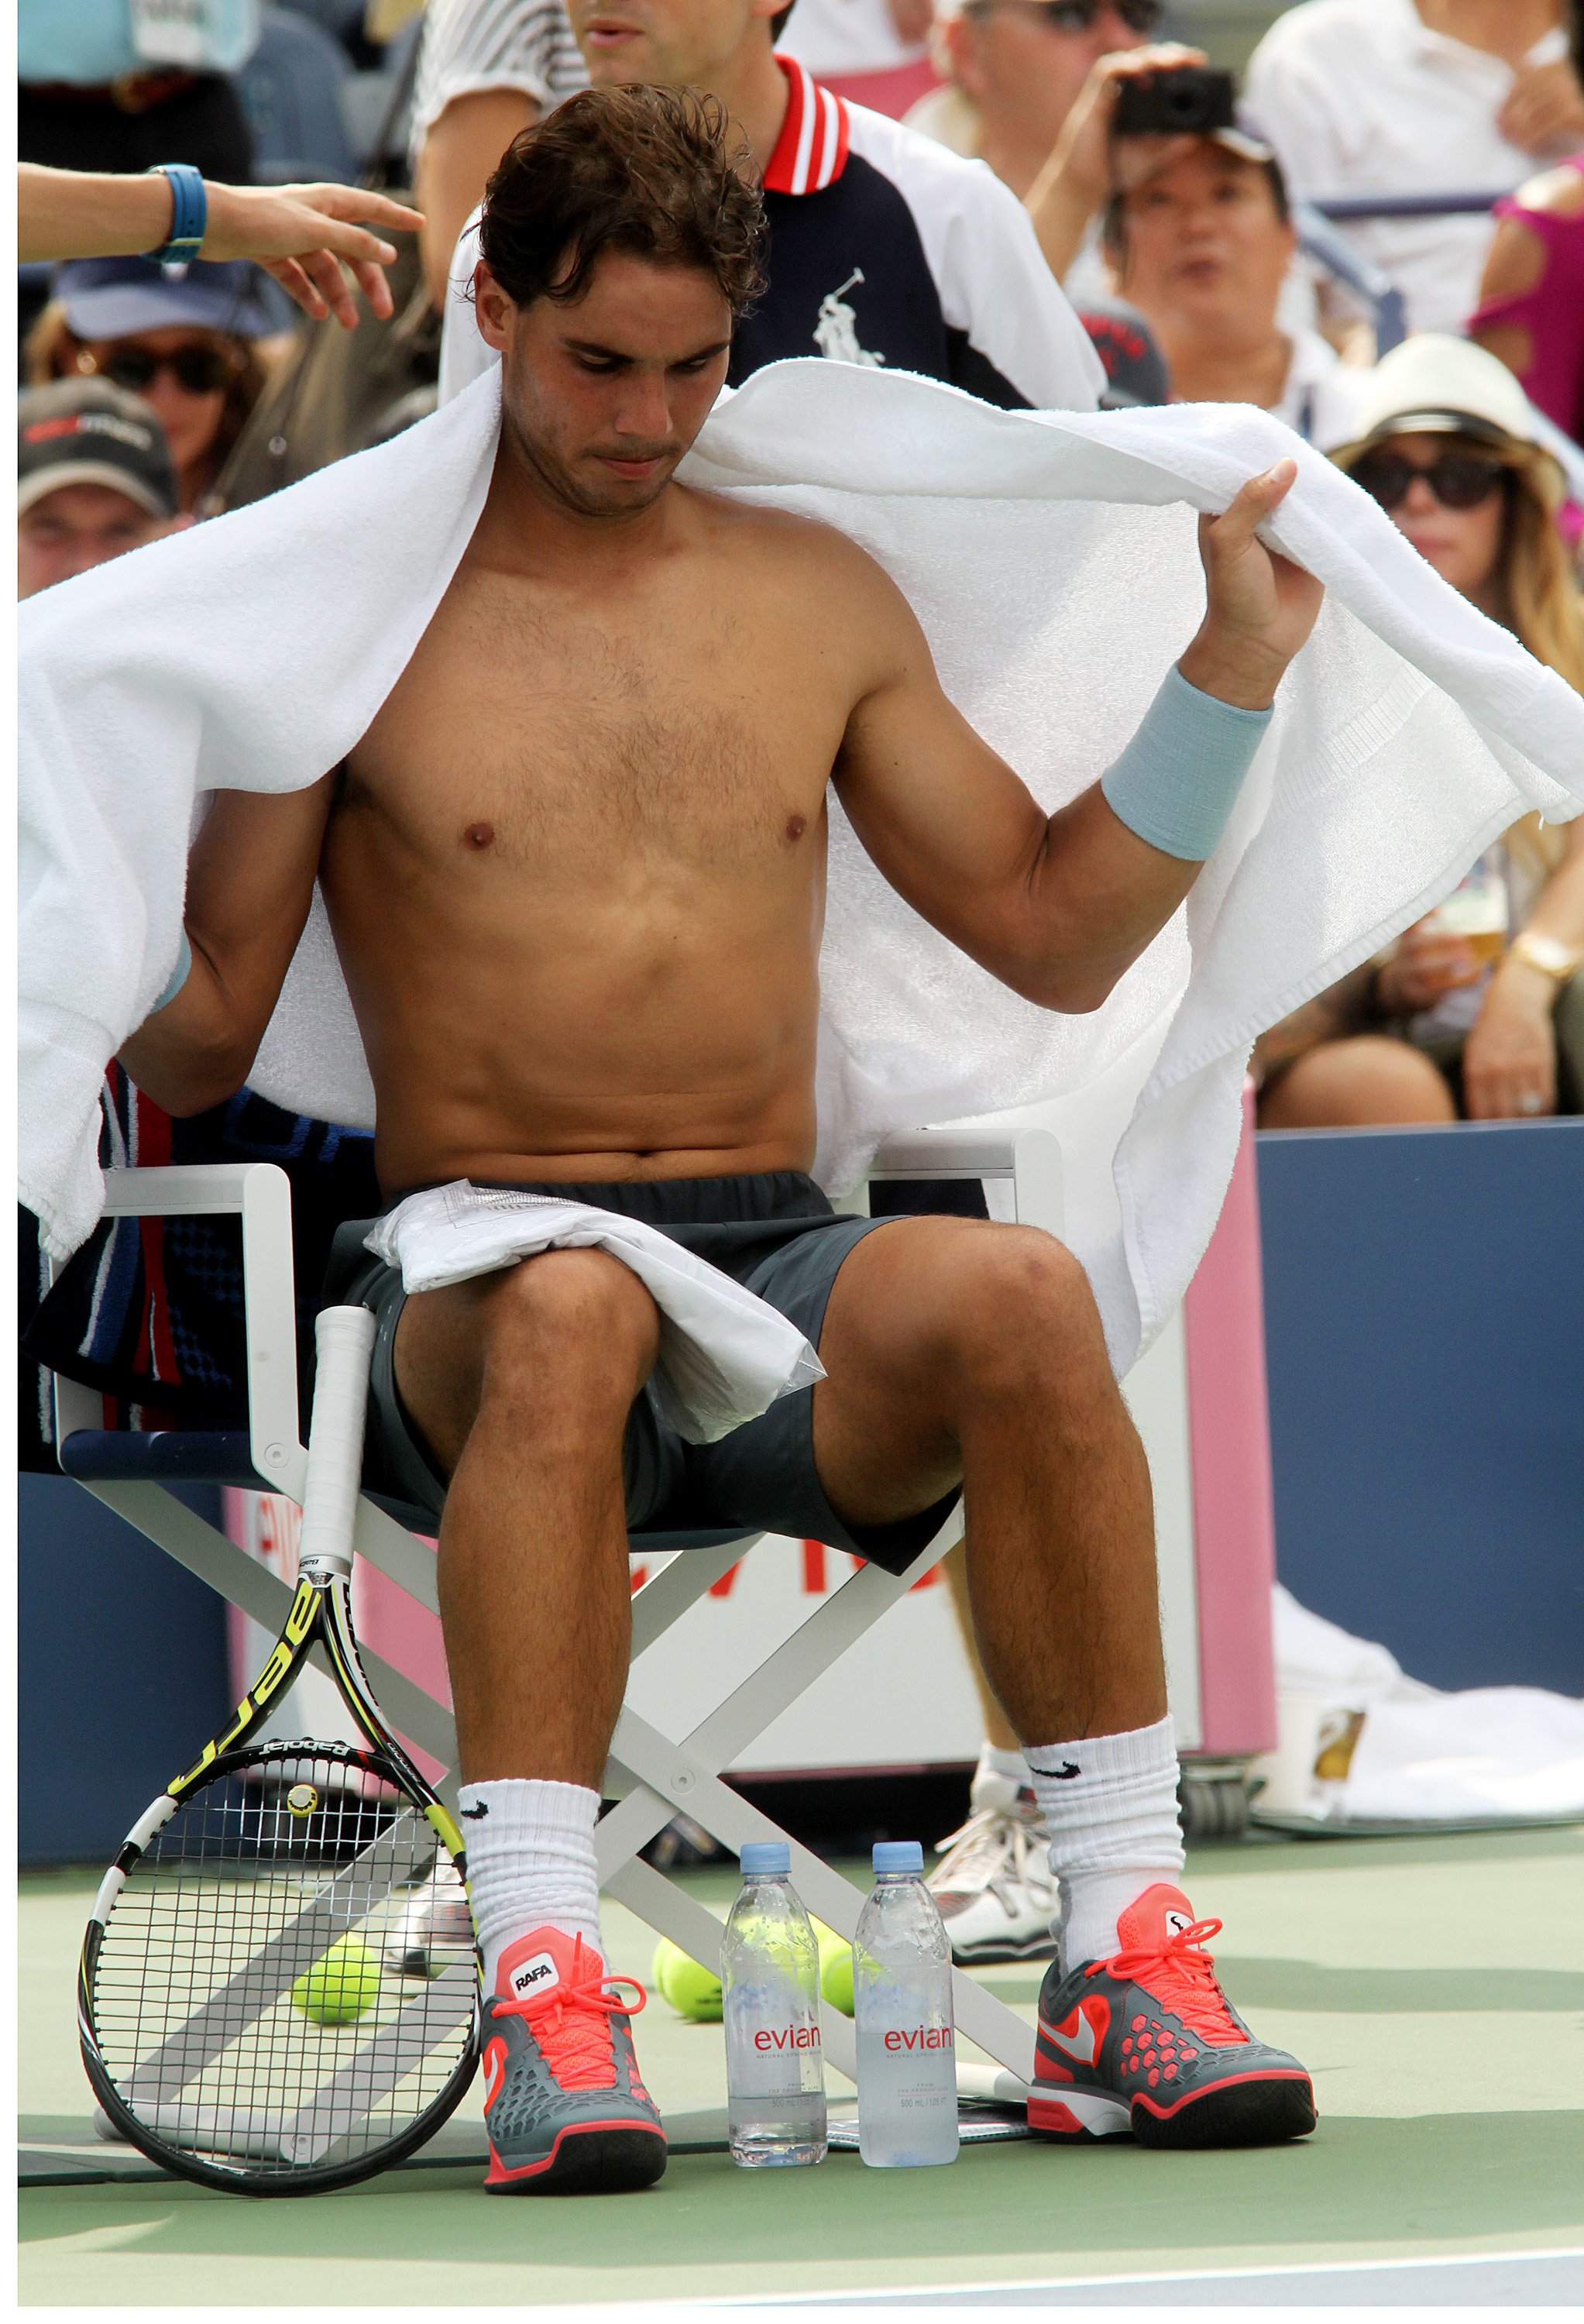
top-left (19, 1824), bottom-right (1584, 2306)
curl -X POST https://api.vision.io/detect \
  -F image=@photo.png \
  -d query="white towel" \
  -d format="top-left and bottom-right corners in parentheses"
top-left (1265, 1586), bottom-right (1584, 1823)
top-left (366, 1182), bottom-right (825, 1445)
top-left (19, 361), bottom-right (1584, 1378)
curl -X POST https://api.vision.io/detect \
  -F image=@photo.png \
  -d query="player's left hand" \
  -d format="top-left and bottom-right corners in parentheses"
top-left (1181, 459), bottom-right (1325, 710)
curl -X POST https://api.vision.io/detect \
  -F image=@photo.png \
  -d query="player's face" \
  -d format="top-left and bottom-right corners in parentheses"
top-left (568, 0), bottom-right (778, 90)
top-left (479, 250), bottom-right (734, 518)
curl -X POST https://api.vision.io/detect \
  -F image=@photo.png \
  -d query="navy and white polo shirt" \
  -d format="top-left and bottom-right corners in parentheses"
top-left (438, 57), bottom-right (1103, 414)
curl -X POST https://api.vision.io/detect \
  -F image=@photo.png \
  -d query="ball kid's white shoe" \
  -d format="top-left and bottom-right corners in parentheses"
top-left (927, 1792), bottom-right (1058, 1965)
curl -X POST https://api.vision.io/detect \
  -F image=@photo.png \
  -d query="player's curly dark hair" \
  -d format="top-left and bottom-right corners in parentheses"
top-left (479, 86), bottom-right (767, 319)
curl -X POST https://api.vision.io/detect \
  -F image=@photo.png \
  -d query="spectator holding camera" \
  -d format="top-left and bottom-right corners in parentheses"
top-left (1098, 118), bottom-right (1344, 435)
top-left (1245, 0), bottom-right (1584, 338)
top-left (1255, 338), bottom-right (1584, 1128)
top-left (905, 0), bottom-right (1168, 199)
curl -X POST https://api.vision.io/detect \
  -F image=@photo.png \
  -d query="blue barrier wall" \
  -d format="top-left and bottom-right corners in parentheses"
top-left (1257, 1120), bottom-right (1584, 1695)
top-left (17, 1477), bottom-right (232, 1866)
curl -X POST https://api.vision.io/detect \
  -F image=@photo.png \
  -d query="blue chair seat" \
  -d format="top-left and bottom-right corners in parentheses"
top-left (60, 1430), bottom-right (266, 1487)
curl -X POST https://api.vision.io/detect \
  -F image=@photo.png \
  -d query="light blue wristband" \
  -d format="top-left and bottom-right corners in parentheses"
top-left (1100, 665), bottom-right (1273, 862)
top-left (147, 163), bottom-right (208, 265)
top-left (153, 931), bottom-right (192, 1013)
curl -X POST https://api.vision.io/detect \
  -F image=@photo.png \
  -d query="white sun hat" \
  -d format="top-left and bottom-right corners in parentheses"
top-left (1329, 333), bottom-right (1548, 456)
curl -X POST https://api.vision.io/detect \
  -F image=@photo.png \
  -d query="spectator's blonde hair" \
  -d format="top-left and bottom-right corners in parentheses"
top-left (1337, 427), bottom-right (1584, 882)
top-left (1482, 444), bottom-right (1583, 885)
top-left (22, 301), bottom-right (266, 489)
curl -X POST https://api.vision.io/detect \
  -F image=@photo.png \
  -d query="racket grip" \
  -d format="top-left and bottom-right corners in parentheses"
top-left (297, 1305), bottom-right (378, 1582)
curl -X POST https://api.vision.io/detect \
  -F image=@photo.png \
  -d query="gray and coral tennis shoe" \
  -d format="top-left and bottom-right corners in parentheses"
top-left (480, 1927), bottom-right (668, 2193)
top-left (1029, 1883), bottom-right (1317, 2148)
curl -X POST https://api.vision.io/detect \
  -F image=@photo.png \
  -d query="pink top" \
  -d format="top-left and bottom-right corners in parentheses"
top-left (1471, 155), bottom-right (1584, 446)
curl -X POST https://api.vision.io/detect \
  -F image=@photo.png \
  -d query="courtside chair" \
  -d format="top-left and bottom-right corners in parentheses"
top-left (50, 1131), bottom-right (1070, 2128)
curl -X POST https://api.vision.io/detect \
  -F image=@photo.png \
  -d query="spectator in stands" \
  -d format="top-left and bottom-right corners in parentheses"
top-left (1472, 2), bottom-right (1584, 446)
top-left (906, 0), bottom-right (1160, 198)
top-left (1472, 159), bottom-right (1584, 447)
top-left (410, 0), bottom-right (589, 304)
top-left (1244, 0), bottom-right (1584, 339)
top-left (25, 258), bottom-right (278, 516)
top-left (907, 4), bottom-right (1211, 311)
top-left (18, 0), bottom-right (259, 184)
top-left (18, 379), bottom-right (184, 600)
top-left (438, 0), bottom-right (1105, 411)
top-left (1255, 337), bottom-right (1584, 1126)
top-left (1099, 125), bottom-right (1346, 438)
top-left (19, 164), bottom-right (423, 330)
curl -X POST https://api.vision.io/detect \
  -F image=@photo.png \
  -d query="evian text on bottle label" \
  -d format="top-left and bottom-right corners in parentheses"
top-left (754, 2023), bottom-right (822, 2050)
top-left (883, 2026), bottom-right (953, 2051)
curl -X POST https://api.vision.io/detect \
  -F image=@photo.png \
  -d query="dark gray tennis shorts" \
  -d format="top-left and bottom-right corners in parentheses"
top-left (324, 1171), bottom-right (963, 1576)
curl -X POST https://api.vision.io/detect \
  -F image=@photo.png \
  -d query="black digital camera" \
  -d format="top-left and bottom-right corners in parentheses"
top-left (1112, 66), bottom-right (1238, 138)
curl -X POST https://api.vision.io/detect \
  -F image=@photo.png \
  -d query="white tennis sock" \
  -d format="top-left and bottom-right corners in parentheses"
top-left (971, 1741), bottom-right (1030, 1814)
top-left (457, 1777), bottom-right (603, 1990)
top-left (1026, 1717), bottom-right (1185, 1975)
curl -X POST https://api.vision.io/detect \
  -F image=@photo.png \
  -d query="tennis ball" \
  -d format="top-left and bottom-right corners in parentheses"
top-left (291, 1934), bottom-right (381, 2026)
top-left (815, 1923), bottom-right (854, 2017)
top-left (652, 1937), bottom-right (723, 2022)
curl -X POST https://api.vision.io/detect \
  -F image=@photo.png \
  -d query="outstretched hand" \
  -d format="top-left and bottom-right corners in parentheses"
top-left (201, 182), bottom-right (424, 328)
top-left (1179, 459), bottom-right (1325, 710)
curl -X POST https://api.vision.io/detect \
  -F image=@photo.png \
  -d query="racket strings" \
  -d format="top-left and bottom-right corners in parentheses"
top-left (91, 1748), bottom-right (475, 2179)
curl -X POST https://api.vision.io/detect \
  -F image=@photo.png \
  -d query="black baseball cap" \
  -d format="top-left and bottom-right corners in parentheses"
top-left (18, 378), bottom-right (180, 522)
top-left (1076, 300), bottom-right (1171, 409)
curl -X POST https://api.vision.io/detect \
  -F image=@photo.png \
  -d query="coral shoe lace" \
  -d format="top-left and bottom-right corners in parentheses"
top-left (1087, 1916), bottom-right (1246, 2046)
top-left (497, 1938), bottom-right (649, 2091)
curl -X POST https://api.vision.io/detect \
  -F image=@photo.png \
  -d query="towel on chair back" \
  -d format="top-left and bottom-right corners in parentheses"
top-left (19, 363), bottom-right (1584, 1375)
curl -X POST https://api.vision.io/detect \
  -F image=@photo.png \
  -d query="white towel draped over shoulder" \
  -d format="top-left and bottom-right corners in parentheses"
top-left (19, 361), bottom-right (1584, 1376)
top-left (366, 1183), bottom-right (826, 1444)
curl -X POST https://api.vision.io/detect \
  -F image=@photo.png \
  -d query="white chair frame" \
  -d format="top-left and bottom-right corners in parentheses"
top-left (52, 1129), bottom-right (1070, 2098)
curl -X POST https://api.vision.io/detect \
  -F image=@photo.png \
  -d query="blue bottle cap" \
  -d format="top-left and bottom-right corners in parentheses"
top-left (740, 1841), bottom-right (791, 1877)
top-left (872, 1841), bottom-right (924, 1875)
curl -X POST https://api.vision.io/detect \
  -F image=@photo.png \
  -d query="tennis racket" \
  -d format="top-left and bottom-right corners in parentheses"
top-left (78, 1307), bottom-right (479, 2195)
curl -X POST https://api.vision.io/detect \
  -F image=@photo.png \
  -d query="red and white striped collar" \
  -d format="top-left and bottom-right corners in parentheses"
top-left (763, 55), bottom-right (850, 195)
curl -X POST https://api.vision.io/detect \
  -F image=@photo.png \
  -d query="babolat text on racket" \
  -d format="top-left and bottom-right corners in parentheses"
top-left (78, 1307), bottom-right (478, 2195)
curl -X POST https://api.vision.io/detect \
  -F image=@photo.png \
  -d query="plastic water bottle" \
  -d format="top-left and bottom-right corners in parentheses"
top-left (853, 1841), bottom-right (959, 2168)
top-left (720, 1840), bottom-right (827, 2167)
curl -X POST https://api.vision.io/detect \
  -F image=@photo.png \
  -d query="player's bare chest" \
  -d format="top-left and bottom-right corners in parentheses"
top-left (350, 576), bottom-right (841, 868)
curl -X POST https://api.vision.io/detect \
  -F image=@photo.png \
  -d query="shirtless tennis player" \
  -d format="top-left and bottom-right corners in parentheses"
top-left (123, 88), bottom-right (1320, 2193)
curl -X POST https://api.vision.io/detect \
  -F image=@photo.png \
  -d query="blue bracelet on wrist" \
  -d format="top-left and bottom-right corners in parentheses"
top-left (147, 163), bottom-right (208, 266)
top-left (153, 931), bottom-right (192, 1014)
top-left (1100, 665), bottom-right (1274, 863)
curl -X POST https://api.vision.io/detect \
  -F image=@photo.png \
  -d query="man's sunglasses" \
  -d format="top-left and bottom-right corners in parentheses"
top-left (1014, 1), bottom-right (1166, 29)
top-left (81, 344), bottom-right (239, 397)
top-left (1350, 449), bottom-right (1511, 513)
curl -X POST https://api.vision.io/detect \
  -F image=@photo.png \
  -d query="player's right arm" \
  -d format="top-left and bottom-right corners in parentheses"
top-left (118, 775), bottom-right (338, 1116)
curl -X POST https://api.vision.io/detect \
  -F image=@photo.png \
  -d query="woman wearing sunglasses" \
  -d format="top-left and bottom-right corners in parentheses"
top-left (1254, 336), bottom-right (1584, 1128)
top-left (25, 255), bottom-right (279, 515)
